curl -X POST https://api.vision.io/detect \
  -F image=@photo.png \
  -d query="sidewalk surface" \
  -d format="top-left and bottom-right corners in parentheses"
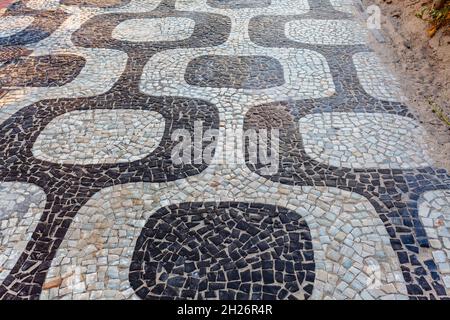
top-left (0, 0), bottom-right (450, 300)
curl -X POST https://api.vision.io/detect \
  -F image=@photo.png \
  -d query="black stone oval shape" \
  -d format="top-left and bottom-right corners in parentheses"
top-left (129, 202), bottom-right (315, 300)
top-left (185, 55), bottom-right (285, 89)
top-left (207, 0), bottom-right (271, 9)
top-left (0, 55), bottom-right (85, 87)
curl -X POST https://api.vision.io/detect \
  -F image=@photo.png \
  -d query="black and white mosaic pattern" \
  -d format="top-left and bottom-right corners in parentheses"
top-left (0, 0), bottom-right (449, 300)
top-left (130, 202), bottom-right (314, 300)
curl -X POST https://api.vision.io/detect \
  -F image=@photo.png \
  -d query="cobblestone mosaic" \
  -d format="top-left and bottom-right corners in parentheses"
top-left (299, 112), bottom-right (433, 169)
top-left (131, 202), bottom-right (315, 300)
top-left (40, 176), bottom-right (407, 300)
top-left (418, 190), bottom-right (450, 290)
top-left (0, 0), bottom-right (449, 301)
top-left (0, 15), bottom-right (33, 38)
top-left (352, 52), bottom-right (405, 103)
top-left (32, 109), bottom-right (166, 165)
top-left (112, 17), bottom-right (196, 42)
top-left (285, 19), bottom-right (368, 45)
top-left (0, 182), bottom-right (46, 284)
top-left (206, 0), bottom-right (271, 9)
top-left (329, 0), bottom-right (357, 15)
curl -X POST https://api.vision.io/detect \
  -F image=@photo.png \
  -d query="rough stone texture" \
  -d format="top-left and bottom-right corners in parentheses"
top-left (418, 190), bottom-right (450, 290)
top-left (185, 55), bottom-right (285, 89)
top-left (0, 15), bottom-right (33, 38)
top-left (0, 182), bottom-right (46, 283)
top-left (353, 52), bottom-right (406, 102)
top-left (0, 54), bottom-right (86, 87)
top-left (131, 202), bottom-right (315, 300)
top-left (299, 112), bottom-right (433, 169)
top-left (112, 17), bottom-right (196, 42)
top-left (40, 178), bottom-right (407, 300)
top-left (32, 109), bottom-right (165, 165)
top-left (207, 0), bottom-right (272, 9)
top-left (286, 19), bottom-right (367, 45)
top-left (61, 0), bottom-right (131, 8)
top-left (330, 0), bottom-right (357, 14)
top-left (0, 0), bottom-right (449, 301)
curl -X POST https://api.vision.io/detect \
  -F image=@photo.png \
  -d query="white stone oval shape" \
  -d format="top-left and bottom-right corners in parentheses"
top-left (353, 52), bottom-right (405, 102)
top-left (32, 109), bottom-right (165, 165)
top-left (418, 190), bottom-right (450, 290)
top-left (41, 180), bottom-right (407, 300)
top-left (0, 16), bottom-right (34, 38)
top-left (286, 19), bottom-right (367, 45)
top-left (0, 182), bottom-right (46, 283)
top-left (299, 112), bottom-right (433, 169)
top-left (112, 17), bottom-right (195, 42)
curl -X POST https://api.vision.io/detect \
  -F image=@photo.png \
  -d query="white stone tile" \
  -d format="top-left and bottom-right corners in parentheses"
top-left (299, 112), bottom-right (433, 169)
top-left (286, 19), bottom-right (367, 45)
top-left (0, 182), bottom-right (46, 283)
top-left (112, 17), bottom-right (196, 42)
top-left (353, 52), bottom-right (405, 102)
top-left (32, 109), bottom-right (165, 165)
top-left (418, 190), bottom-right (450, 288)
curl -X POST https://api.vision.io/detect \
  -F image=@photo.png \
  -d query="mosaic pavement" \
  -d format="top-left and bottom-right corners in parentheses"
top-left (0, 0), bottom-right (450, 300)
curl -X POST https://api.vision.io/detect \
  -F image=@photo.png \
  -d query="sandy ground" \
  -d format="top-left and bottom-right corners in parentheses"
top-left (360, 0), bottom-right (450, 171)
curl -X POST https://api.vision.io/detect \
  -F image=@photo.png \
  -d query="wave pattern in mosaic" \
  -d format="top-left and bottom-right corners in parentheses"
top-left (141, 47), bottom-right (335, 105)
top-left (0, 0), bottom-right (449, 301)
top-left (0, 54), bottom-right (86, 87)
